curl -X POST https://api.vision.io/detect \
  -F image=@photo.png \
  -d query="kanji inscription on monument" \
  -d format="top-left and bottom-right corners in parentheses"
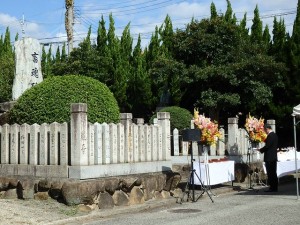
top-left (12, 37), bottom-right (43, 100)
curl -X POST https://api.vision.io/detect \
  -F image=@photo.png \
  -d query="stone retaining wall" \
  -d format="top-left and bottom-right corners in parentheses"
top-left (0, 171), bottom-right (182, 209)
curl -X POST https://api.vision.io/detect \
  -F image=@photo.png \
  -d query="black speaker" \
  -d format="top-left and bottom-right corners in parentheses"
top-left (182, 129), bottom-right (201, 142)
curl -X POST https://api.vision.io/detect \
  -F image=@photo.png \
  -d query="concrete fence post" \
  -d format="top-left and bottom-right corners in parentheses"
top-left (267, 119), bottom-right (276, 133)
top-left (157, 112), bottom-right (171, 160)
top-left (228, 117), bottom-right (239, 155)
top-left (70, 103), bottom-right (88, 166)
top-left (120, 113), bottom-right (133, 162)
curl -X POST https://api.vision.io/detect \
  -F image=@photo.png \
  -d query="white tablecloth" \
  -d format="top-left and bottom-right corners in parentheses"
top-left (263, 160), bottom-right (300, 178)
top-left (192, 161), bottom-right (235, 185)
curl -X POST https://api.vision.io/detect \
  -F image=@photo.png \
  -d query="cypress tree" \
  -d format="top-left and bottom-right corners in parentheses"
top-left (61, 43), bottom-right (67, 62)
top-left (271, 17), bottom-right (287, 62)
top-left (224, 0), bottom-right (233, 22)
top-left (250, 5), bottom-right (263, 44)
top-left (55, 46), bottom-right (61, 63)
top-left (262, 25), bottom-right (271, 50)
top-left (239, 13), bottom-right (249, 38)
top-left (146, 26), bottom-right (160, 69)
top-left (210, 2), bottom-right (218, 20)
top-left (41, 45), bottom-right (47, 76)
top-left (97, 15), bottom-right (107, 57)
top-left (128, 35), bottom-right (153, 117)
top-left (159, 15), bottom-right (174, 56)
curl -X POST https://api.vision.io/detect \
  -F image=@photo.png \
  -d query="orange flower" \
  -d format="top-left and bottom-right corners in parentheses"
top-left (245, 113), bottom-right (267, 143)
top-left (194, 108), bottom-right (221, 146)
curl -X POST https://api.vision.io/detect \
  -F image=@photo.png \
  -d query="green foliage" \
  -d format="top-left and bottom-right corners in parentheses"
top-left (0, 55), bottom-right (14, 102)
top-left (250, 5), bottom-right (263, 44)
top-left (0, 27), bottom-right (14, 102)
top-left (150, 106), bottom-right (193, 131)
top-left (9, 75), bottom-right (120, 124)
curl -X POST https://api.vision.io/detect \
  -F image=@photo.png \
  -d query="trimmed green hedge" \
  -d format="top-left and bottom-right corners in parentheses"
top-left (151, 106), bottom-right (193, 131)
top-left (9, 75), bottom-right (120, 124)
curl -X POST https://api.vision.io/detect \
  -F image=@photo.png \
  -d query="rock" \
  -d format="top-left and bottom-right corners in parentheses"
top-left (34, 192), bottom-right (49, 200)
top-left (235, 163), bottom-right (248, 183)
top-left (49, 180), bottom-right (64, 200)
top-left (112, 190), bottom-right (129, 206)
top-left (170, 188), bottom-right (183, 203)
top-left (3, 188), bottom-right (18, 199)
top-left (129, 186), bottom-right (145, 205)
top-left (141, 175), bottom-right (157, 201)
top-left (161, 190), bottom-right (171, 199)
top-left (153, 191), bottom-right (163, 200)
top-left (17, 179), bottom-right (35, 199)
top-left (8, 178), bottom-right (19, 189)
top-left (104, 178), bottom-right (119, 195)
top-left (78, 204), bottom-right (93, 212)
top-left (61, 180), bottom-right (101, 206)
top-left (156, 174), bottom-right (167, 191)
top-left (164, 172), bottom-right (181, 191)
top-left (38, 179), bottom-right (51, 192)
top-left (119, 177), bottom-right (142, 192)
top-left (0, 177), bottom-right (10, 191)
top-left (98, 192), bottom-right (114, 209)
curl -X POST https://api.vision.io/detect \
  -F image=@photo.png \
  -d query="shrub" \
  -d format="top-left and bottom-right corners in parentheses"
top-left (9, 75), bottom-right (120, 124)
top-left (150, 106), bottom-right (193, 131)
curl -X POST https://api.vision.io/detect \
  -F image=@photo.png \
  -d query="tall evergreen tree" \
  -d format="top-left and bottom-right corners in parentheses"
top-left (239, 13), bottom-right (249, 38)
top-left (262, 25), bottom-right (271, 50)
top-left (224, 0), bottom-right (233, 23)
top-left (41, 45), bottom-right (47, 76)
top-left (159, 15), bottom-right (174, 57)
top-left (146, 26), bottom-right (161, 69)
top-left (286, 0), bottom-right (300, 105)
top-left (128, 35), bottom-right (153, 118)
top-left (250, 5), bottom-right (263, 44)
top-left (97, 15), bottom-right (107, 57)
top-left (61, 43), bottom-right (67, 62)
top-left (210, 2), bottom-right (218, 20)
top-left (0, 27), bottom-right (14, 101)
top-left (55, 46), bottom-right (61, 63)
top-left (115, 23), bottom-right (133, 111)
top-left (271, 17), bottom-right (287, 62)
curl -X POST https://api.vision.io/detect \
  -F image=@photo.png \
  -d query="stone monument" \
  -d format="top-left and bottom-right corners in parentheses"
top-left (12, 37), bottom-right (43, 100)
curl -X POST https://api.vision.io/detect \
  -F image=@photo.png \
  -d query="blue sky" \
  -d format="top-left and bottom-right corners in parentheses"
top-left (0, 0), bottom-right (298, 49)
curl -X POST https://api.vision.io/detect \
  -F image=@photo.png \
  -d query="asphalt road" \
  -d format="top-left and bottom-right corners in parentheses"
top-left (49, 179), bottom-right (300, 225)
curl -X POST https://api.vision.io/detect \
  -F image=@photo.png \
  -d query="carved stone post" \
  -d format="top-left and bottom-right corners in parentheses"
top-left (70, 103), bottom-right (88, 166)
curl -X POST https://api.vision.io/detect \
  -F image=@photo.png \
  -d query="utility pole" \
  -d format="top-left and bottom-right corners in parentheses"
top-left (65, 0), bottom-right (74, 54)
top-left (20, 14), bottom-right (25, 38)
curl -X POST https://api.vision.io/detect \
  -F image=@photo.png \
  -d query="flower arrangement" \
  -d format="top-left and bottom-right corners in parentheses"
top-left (193, 108), bottom-right (222, 146)
top-left (245, 113), bottom-right (267, 143)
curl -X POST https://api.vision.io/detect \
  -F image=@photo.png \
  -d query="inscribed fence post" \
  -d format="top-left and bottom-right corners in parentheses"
top-left (267, 119), bottom-right (276, 132)
top-left (120, 113), bottom-right (133, 163)
top-left (70, 103), bottom-right (88, 166)
top-left (1, 124), bottom-right (9, 164)
top-left (157, 112), bottom-right (171, 160)
top-left (173, 128), bottom-right (179, 156)
top-left (29, 123), bottom-right (40, 165)
top-left (228, 117), bottom-right (239, 156)
top-left (218, 128), bottom-right (225, 156)
top-left (20, 124), bottom-right (30, 164)
top-left (10, 124), bottom-right (20, 164)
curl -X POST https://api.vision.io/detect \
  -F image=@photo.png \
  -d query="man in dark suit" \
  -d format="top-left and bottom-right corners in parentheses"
top-left (259, 124), bottom-right (278, 192)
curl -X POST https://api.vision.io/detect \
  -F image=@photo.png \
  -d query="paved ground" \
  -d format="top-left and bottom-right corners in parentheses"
top-left (1, 178), bottom-right (299, 225)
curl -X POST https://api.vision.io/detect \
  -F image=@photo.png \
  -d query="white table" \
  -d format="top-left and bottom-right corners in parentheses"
top-left (263, 160), bottom-right (300, 178)
top-left (193, 161), bottom-right (235, 185)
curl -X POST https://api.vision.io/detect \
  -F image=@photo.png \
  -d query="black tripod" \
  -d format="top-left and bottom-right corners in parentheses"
top-left (184, 145), bottom-right (214, 203)
top-left (246, 140), bottom-right (255, 190)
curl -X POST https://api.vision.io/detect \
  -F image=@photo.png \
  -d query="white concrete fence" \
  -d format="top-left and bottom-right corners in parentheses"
top-left (0, 103), bottom-right (275, 179)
